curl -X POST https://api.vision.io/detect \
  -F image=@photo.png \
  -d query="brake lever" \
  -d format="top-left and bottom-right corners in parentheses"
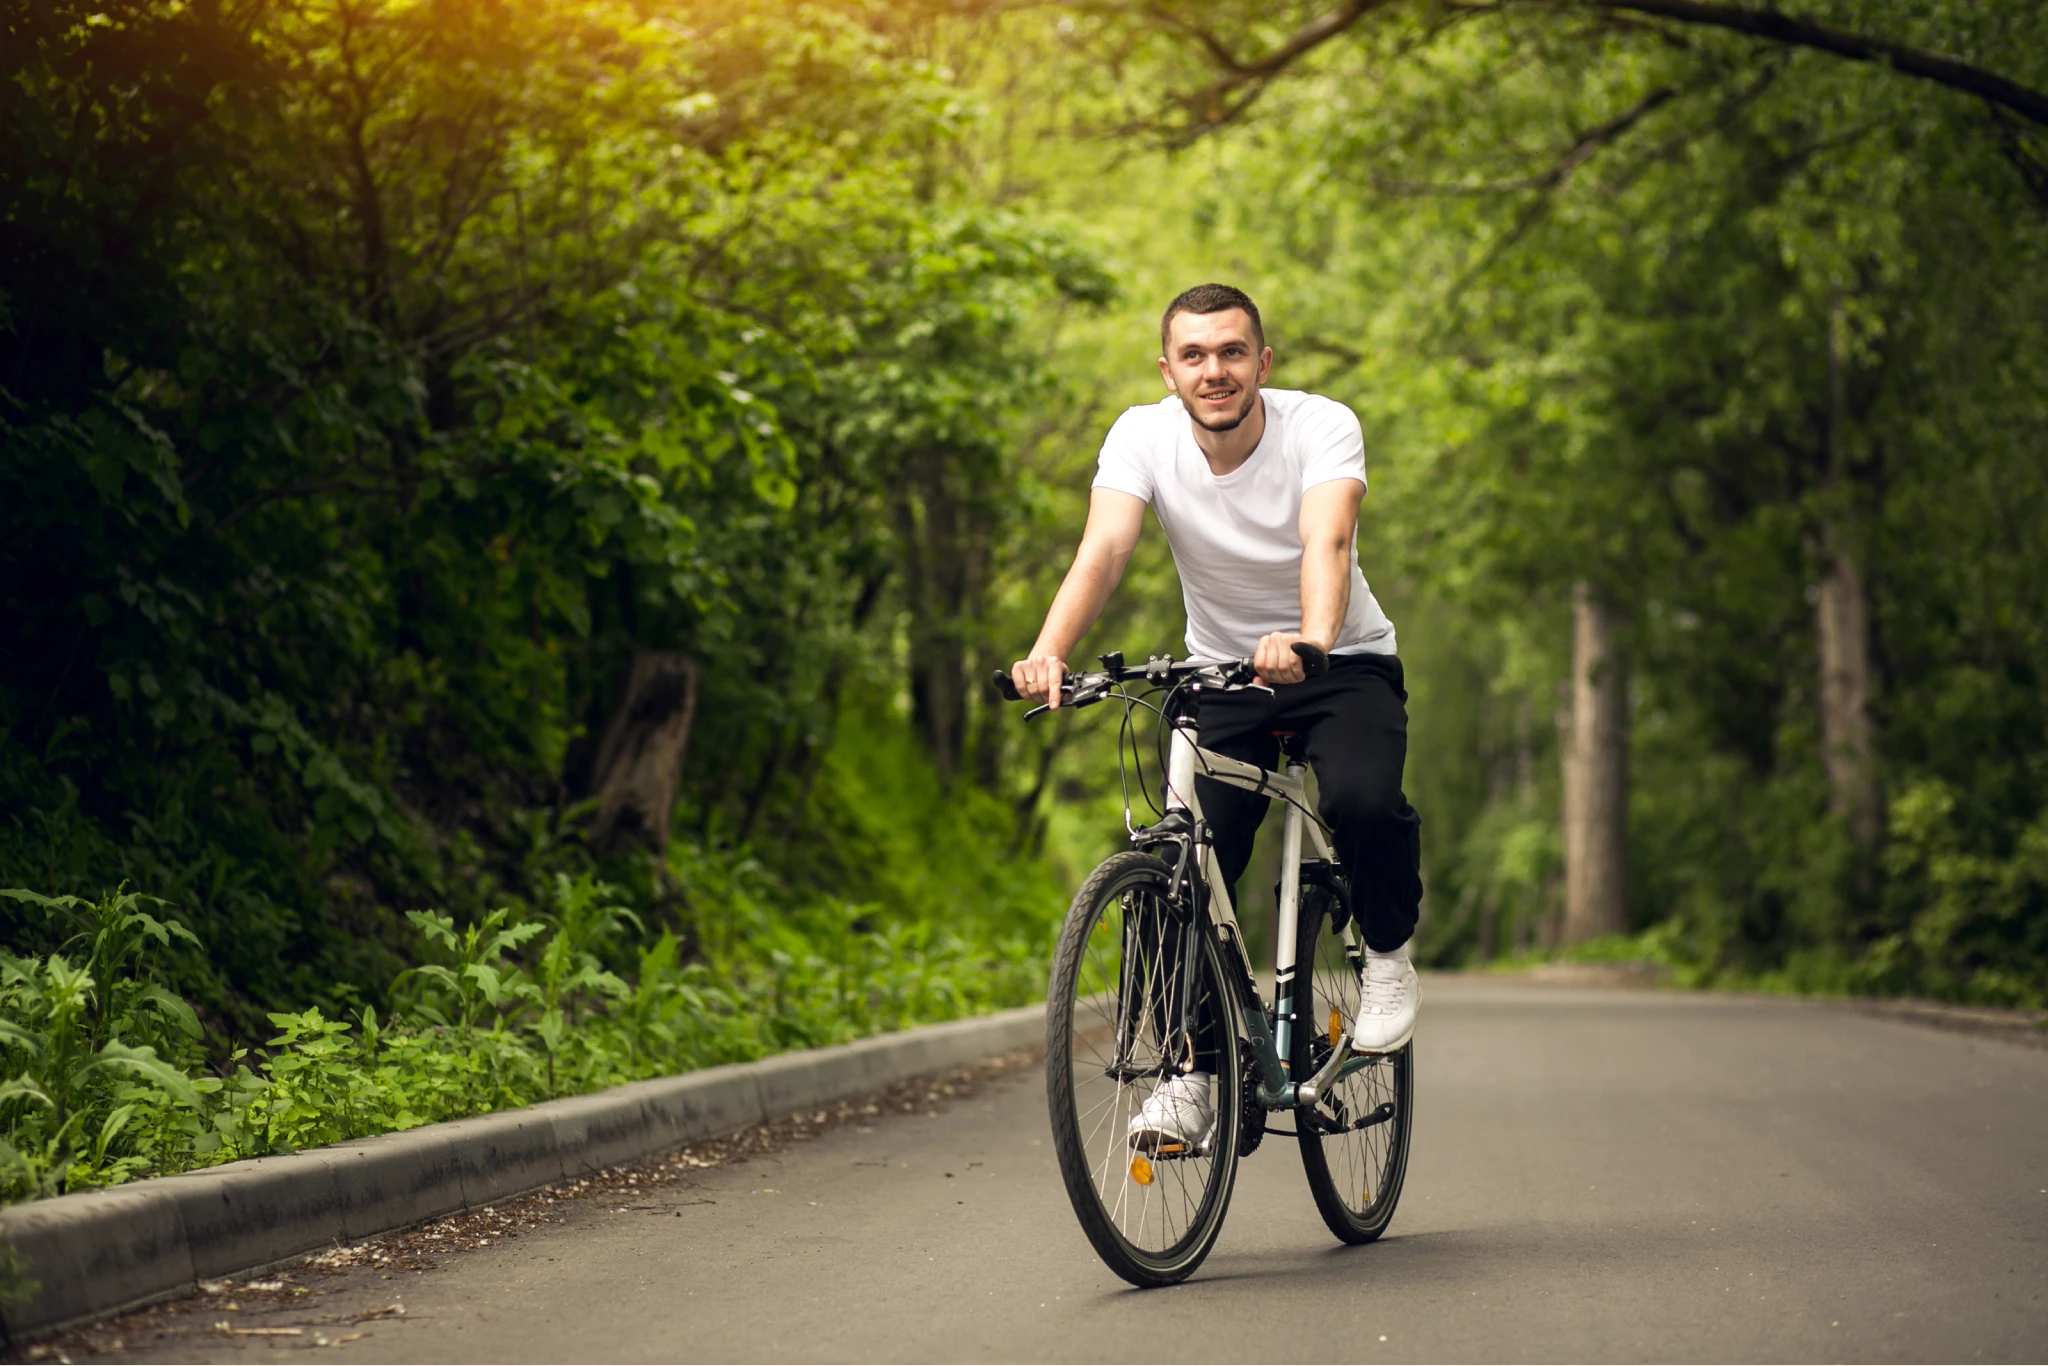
top-left (1025, 679), bottom-right (1110, 721)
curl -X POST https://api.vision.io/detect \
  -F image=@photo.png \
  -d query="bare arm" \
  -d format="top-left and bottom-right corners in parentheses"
top-left (1253, 477), bottom-right (1362, 685)
top-left (1012, 488), bottom-right (1146, 708)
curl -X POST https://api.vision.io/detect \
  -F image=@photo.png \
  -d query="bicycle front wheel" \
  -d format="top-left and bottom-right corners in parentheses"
top-left (1045, 850), bottom-right (1243, 1287)
top-left (1291, 882), bottom-right (1414, 1244)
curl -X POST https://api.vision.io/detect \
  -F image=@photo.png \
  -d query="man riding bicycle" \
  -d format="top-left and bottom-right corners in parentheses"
top-left (1009, 283), bottom-right (1423, 1152)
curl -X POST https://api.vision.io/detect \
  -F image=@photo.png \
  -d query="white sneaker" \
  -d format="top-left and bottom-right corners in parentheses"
top-left (1127, 1072), bottom-right (1215, 1155)
top-left (1351, 946), bottom-right (1419, 1054)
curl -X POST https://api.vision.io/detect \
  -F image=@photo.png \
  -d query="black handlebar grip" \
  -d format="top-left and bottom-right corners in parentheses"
top-left (991, 670), bottom-right (1022, 702)
top-left (1291, 642), bottom-right (1330, 679)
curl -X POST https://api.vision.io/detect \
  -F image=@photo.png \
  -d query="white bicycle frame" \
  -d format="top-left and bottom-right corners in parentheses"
top-left (1163, 723), bottom-right (1367, 1110)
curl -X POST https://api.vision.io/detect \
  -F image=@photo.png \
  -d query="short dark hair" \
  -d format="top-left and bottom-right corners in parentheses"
top-left (1160, 283), bottom-right (1264, 354)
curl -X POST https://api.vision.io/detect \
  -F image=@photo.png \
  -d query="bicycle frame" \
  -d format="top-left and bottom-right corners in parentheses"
top-left (1160, 717), bottom-right (1376, 1113)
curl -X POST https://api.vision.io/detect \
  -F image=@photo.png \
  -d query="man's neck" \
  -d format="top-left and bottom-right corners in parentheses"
top-left (1186, 390), bottom-right (1267, 476)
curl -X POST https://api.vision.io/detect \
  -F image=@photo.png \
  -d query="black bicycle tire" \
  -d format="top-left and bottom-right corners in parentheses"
top-left (1045, 850), bottom-right (1244, 1287)
top-left (1291, 884), bottom-right (1414, 1244)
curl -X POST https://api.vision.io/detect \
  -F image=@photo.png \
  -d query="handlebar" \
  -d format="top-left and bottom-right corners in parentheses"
top-left (991, 643), bottom-right (1328, 717)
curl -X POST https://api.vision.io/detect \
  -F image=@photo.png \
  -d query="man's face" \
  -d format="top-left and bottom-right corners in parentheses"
top-left (1159, 309), bottom-right (1273, 433)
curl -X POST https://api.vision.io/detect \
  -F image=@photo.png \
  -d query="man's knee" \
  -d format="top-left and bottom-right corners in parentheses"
top-left (1315, 766), bottom-right (1408, 829)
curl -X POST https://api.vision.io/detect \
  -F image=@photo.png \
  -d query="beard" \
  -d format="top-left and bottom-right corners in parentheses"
top-left (1187, 386), bottom-right (1259, 433)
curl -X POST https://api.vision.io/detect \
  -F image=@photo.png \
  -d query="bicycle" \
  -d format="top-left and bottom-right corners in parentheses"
top-left (995, 645), bottom-right (1414, 1287)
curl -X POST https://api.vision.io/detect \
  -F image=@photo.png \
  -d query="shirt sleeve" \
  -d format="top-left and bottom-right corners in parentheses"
top-left (1091, 406), bottom-right (1157, 503)
top-left (1297, 396), bottom-right (1368, 494)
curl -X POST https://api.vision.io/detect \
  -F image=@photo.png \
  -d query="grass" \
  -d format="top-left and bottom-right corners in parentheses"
top-left (0, 865), bottom-right (1055, 1205)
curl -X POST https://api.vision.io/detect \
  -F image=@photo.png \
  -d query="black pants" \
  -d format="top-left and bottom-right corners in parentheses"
top-left (1194, 653), bottom-right (1423, 952)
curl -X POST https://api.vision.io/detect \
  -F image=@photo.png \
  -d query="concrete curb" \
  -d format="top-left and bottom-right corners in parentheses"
top-left (1853, 996), bottom-right (2048, 1047)
top-left (0, 1003), bottom-right (1046, 1342)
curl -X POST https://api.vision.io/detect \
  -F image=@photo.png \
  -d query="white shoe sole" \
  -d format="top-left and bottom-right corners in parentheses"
top-left (1350, 1021), bottom-right (1416, 1055)
top-left (1127, 1128), bottom-right (1200, 1156)
top-left (1127, 1114), bottom-right (1218, 1156)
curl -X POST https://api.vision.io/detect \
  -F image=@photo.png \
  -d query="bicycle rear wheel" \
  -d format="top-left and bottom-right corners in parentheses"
top-left (1291, 882), bottom-right (1413, 1244)
top-left (1045, 850), bottom-right (1243, 1287)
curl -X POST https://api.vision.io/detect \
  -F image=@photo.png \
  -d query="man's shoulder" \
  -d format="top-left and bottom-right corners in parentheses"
top-left (1265, 388), bottom-right (1359, 427)
top-left (1104, 395), bottom-right (1184, 450)
top-left (1268, 389), bottom-right (1363, 460)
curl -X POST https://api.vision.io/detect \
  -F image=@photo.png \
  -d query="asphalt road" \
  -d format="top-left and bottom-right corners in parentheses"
top-left (80, 980), bottom-right (2048, 1363)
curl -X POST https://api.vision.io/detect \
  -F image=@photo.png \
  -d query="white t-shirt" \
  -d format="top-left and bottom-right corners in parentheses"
top-left (1093, 388), bottom-right (1396, 662)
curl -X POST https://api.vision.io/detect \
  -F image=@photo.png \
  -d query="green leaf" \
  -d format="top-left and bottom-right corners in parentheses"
top-left (406, 911), bottom-right (458, 951)
top-left (94, 1104), bottom-right (138, 1161)
top-left (483, 921), bottom-right (548, 960)
top-left (0, 889), bottom-right (85, 911)
top-left (0, 1021), bottom-right (45, 1058)
top-left (138, 985), bottom-right (204, 1039)
top-left (85, 1043), bottom-right (202, 1111)
top-left (462, 964), bottom-right (504, 1006)
top-left (0, 1079), bottom-right (54, 1112)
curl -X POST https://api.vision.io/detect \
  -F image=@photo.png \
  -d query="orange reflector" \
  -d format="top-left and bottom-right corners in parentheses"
top-left (1329, 1008), bottom-right (1343, 1049)
top-left (1156, 1142), bottom-right (1184, 1155)
top-left (1130, 1155), bottom-right (1155, 1186)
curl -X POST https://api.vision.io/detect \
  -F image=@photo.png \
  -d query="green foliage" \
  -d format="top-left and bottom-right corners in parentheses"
top-left (0, 847), bottom-right (1056, 1201)
top-left (0, 0), bottom-right (1105, 1033)
top-left (1881, 782), bottom-right (2048, 1006)
top-left (7, 0), bottom-right (2048, 1201)
top-left (0, 890), bottom-right (213, 1200)
top-left (1018, 0), bottom-right (2048, 1003)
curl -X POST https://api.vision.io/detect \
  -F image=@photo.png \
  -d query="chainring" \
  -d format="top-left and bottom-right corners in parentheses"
top-left (1238, 1060), bottom-right (1266, 1156)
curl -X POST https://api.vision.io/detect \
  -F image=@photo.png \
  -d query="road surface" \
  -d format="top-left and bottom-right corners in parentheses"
top-left (74, 980), bottom-right (2048, 1363)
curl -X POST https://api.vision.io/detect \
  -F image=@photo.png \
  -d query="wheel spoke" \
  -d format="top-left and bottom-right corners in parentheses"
top-left (1293, 887), bottom-right (1412, 1242)
top-left (1048, 855), bottom-right (1239, 1283)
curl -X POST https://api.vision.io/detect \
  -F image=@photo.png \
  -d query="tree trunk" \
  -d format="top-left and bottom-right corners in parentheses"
top-left (734, 725), bottom-right (790, 846)
top-left (588, 651), bottom-right (699, 855)
top-left (971, 644), bottom-right (1007, 794)
top-left (1474, 892), bottom-right (1499, 965)
top-left (1562, 581), bottom-right (1630, 943)
top-left (1814, 525), bottom-right (1880, 852)
top-left (1815, 302), bottom-right (1883, 859)
top-left (892, 449), bottom-right (994, 781)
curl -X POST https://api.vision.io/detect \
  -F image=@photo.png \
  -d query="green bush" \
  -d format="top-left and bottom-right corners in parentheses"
top-left (0, 868), bottom-right (1054, 1205)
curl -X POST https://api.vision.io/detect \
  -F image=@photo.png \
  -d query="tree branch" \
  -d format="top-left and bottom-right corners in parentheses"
top-left (1376, 85), bottom-right (1676, 195)
top-left (1141, 0), bottom-right (2048, 147)
top-left (1168, 0), bottom-right (1400, 138)
top-left (1587, 0), bottom-right (2048, 129)
top-left (1207, 0), bottom-right (1392, 79)
top-left (1986, 104), bottom-right (2048, 206)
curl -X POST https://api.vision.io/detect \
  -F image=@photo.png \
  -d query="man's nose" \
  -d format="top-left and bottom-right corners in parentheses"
top-left (1199, 353), bottom-right (1230, 382)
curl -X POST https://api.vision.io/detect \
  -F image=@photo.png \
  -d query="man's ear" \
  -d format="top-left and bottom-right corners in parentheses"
top-left (1257, 346), bottom-right (1273, 384)
top-left (1158, 355), bottom-right (1176, 391)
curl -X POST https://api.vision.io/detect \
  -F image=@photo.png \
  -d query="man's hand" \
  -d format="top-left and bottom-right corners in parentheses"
top-left (1254, 631), bottom-right (1326, 687)
top-left (1010, 654), bottom-right (1068, 708)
